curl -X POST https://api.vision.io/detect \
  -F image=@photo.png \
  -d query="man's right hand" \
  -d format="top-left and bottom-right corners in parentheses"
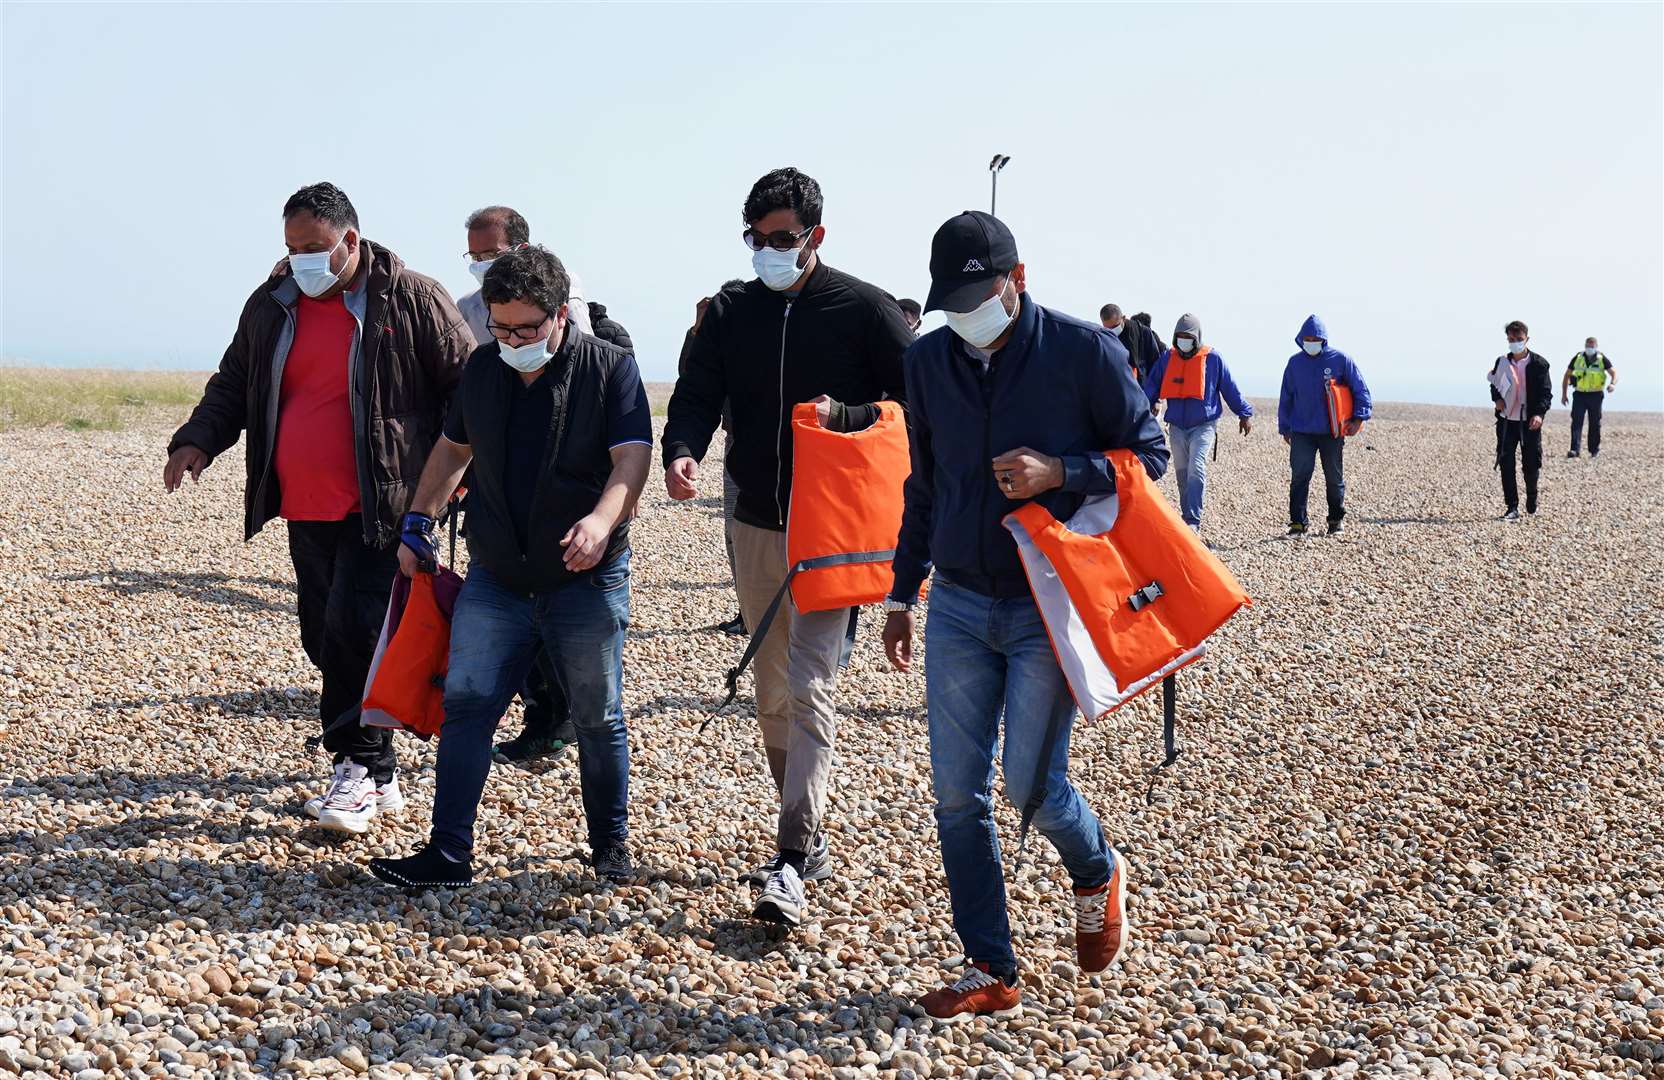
top-left (882, 610), bottom-right (915, 672)
top-left (163, 446), bottom-right (210, 492)
top-left (665, 456), bottom-right (699, 501)
top-left (398, 511), bottom-right (438, 576)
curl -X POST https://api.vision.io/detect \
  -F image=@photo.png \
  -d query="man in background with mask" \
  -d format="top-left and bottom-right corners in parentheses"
top-left (370, 245), bottom-right (650, 889)
top-left (164, 182), bottom-right (473, 833)
top-left (460, 206), bottom-right (593, 342)
top-left (1278, 315), bottom-right (1372, 535)
top-left (1139, 313), bottom-right (1254, 536)
top-left (662, 167), bottom-right (912, 928)
top-left (1561, 336), bottom-right (1617, 458)
top-left (1488, 320), bottom-right (1552, 519)
top-left (1099, 303), bottom-right (1163, 384)
top-left (881, 211), bottom-right (1166, 1021)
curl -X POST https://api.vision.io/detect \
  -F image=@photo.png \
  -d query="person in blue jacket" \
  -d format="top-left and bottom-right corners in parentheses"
top-left (1140, 313), bottom-right (1254, 534)
top-left (1277, 314), bottom-right (1372, 535)
top-left (879, 211), bottom-right (1167, 1022)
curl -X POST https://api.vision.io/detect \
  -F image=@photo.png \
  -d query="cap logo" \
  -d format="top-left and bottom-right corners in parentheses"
top-left (961, 258), bottom-right (985, 273)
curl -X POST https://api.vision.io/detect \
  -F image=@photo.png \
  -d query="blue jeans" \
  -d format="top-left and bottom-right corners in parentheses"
top-left (1289, 432), bottom-right (1345, 526)
top-left (1167, 420), bottom-right (1217, 528)
top-left (925, 579), bottom-right (1114, 973)
top-left (431, 552), bottom-right (632, 859)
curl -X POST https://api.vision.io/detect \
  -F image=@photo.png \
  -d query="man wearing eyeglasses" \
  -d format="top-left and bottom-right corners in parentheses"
top-left (662, 167), bottom-right (913, 927)
top-left (460, 206), bottom-right (592, 343)
top-left (164, 182), bottom-right (474, 835)
top-left (370, 245), bottom-right (651, 890)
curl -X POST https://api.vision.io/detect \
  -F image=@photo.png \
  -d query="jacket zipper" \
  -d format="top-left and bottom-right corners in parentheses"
top-left (774, 300), bottom-right (793, 527)
top-left (977, 361), bottom-right (994, 579)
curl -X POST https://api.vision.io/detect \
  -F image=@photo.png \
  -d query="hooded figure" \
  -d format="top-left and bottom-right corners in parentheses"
top-left (1277, 315), bottom-right (1372, 534)
top-left (1138, 313), bottom-right (1254, 531)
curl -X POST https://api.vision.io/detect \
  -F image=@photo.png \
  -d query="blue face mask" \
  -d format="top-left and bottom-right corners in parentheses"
top-left (288, 235), bottom-right (346, 298)
top-left (753, 244), bottom-right (809, 291)
top-left (1302, 340), bottom-right (1323, 356)
top-left (467, 257), bottom-right (497, 286)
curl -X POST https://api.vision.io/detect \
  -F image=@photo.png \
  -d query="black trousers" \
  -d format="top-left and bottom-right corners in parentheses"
top-left (1496, 418), bottom-right (1541, 511)
top-left (1570, 391), bottom-right (1604, 455)
top-left (287, 514), bottom-right (399, 782)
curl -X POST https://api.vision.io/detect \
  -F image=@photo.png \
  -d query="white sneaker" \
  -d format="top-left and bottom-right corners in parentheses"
top-left (304, 766), bottom-right (403, 819)
top-left (752, 864), bottom-right (806, 926)
top-left (316, 762), bottom-right (378, 834)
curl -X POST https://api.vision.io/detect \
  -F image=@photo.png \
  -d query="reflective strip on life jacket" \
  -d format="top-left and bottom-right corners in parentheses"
top-left (1158, 346), bottom-right (1211, 402)
top-left (1003, 449), bottom-right (1250, 821)
top-left (1326, 378), bottom-right (1355, 438)
top-left (701, 399), bottom-right (910, 731)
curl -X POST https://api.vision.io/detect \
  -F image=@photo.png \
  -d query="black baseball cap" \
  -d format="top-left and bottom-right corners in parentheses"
top-left (924, 211), bottom-right (1019, 313)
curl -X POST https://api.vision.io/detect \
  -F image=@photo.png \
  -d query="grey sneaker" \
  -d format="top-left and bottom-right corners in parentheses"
top-left (752, 864), bottom-right (805, 926)
top-left (743, 834), bottom-right (831, 886)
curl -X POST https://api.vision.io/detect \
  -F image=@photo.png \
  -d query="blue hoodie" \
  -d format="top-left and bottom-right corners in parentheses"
top-left (1278, 315), bottom-right (1373, 436)
top-left (1140, 349), bottom-right (1254, 429)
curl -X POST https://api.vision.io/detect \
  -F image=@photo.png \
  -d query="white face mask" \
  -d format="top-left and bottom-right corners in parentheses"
top-left (944, 279), bottom-right (1016, 349)
top-left (1106, 322), bottom-right (1124, 336)
top-left (1584, 347), bottom-right (1597, 357)
top-left (1175, 335), bottom-right (1197, 355)
top-left (468, 257), bottom-right (498, 286)
top-left (289, 235), bottom-right (347, 298)
top-left (752, 243), bottom-right (809, 291)
top-left (496, 316), bottom-right (558, 373)
top-left (1302, 340), bottom-right (1323, 356)
top-left (1508, 339), bottom-right (1529, 355)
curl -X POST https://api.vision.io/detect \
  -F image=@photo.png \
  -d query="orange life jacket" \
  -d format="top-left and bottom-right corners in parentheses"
top-left (703, 400), bottom-right (911, 730)
top-left (1325, 378), bottom-right (1355, 438)
top-left (1157, 346), bottom-right (1211, 402)
top-left (1003, 449), bottom-right (1250, 813)
top-left (359, 568), bottom-right (464, 740)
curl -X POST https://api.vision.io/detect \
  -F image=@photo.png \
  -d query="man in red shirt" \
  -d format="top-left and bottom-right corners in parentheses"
top-left (165, 182), bottom-right (474, 835)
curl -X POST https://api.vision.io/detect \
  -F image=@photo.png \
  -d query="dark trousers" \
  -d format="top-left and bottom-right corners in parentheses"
top-left (1496, 417), bottom-right (1541, 510)
top-left (1570, 391), bottom-right (1604, 455)
top-left (1288, 433), bottom-right (1345, 527)
top-left (287, 514), bottom-right (399, 782)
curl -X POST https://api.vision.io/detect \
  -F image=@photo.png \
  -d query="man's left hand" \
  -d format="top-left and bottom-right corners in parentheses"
top-left (1528, 415), bottom-right (1543, 431)
top-left (1343, 418), bottom-right (1363, 437)
top-left (809, 394), bottom-right (833, 427)
top-left (992, 447), bottom-right (1064, 500)
top-left (561, 513), bottom-right (612, 571)
top-left (1239, 417), bottom-right (1253, 436)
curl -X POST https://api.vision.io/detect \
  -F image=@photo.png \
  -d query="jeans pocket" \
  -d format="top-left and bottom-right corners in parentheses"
top-left (589, 553), bottom-right (631, 592)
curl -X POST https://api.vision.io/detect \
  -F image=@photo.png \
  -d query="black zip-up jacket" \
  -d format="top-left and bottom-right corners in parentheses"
top-left (662, 261), bottom-right (913, 529)
top-left (890, 293), bottom-right (1169, 603)
top-left (1117, 318), bottom-right (1164, 384)
top-left (1488, 351), bottom-right (1554, 420)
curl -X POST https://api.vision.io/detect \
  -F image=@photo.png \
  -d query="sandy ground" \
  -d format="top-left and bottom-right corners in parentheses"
top-left (0, 399), bottom-right (1660, 1080)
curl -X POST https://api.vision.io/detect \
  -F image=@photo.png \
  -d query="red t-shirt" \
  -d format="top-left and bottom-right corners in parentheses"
top-left (274, 295), bottom-right (361, 521)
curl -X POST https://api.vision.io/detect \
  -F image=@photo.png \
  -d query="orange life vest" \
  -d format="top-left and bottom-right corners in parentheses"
top-left (1325, 378), bottom-right (1354, 438)
top-left (1157, 346), bottom-right (1211, 402)
top-left (1003, 449), bottom-right (1250, 814)
top-left (359, 568), bottom-right (464, 741)
top-left (703, 400), bottom-right (910, 730)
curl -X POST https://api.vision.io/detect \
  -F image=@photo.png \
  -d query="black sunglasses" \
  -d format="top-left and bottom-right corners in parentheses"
top-left (742, 225), bottom-right (814, 252)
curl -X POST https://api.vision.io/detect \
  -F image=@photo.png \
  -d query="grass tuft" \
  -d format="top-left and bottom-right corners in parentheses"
top-left (0, 367), bottom-right (209, 432)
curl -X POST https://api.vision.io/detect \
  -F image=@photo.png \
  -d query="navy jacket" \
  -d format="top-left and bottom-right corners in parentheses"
top-left (1278, 314), bottom-right (1373, 436)
top-left (889, 293), bottom-right (1169, 602)
top-left (1141, 348), bottom-right (1255, 429)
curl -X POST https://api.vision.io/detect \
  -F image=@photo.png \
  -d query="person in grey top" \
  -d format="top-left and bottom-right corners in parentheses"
top-left (460, 206), bottom-right (593, 343)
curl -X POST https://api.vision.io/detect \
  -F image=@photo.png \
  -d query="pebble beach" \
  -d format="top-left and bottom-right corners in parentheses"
top-left (1, 395), bottom-right (1660, 1080)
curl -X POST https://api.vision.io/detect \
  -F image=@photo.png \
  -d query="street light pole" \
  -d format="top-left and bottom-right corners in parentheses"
top-left (988, 154), bottom-right (1011, 215)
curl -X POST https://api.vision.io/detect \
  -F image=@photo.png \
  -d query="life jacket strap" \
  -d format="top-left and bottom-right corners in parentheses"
top-left (697, 549), bottom-right (895, 734)
top-left (1128, 581), bottom-right (1165, 612)
top-left (1144, 673), bottom-right (1180, 805)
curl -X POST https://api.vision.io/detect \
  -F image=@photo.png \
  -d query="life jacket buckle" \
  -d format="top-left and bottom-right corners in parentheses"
top-left (1128, 581), bottom-right (1164, 612)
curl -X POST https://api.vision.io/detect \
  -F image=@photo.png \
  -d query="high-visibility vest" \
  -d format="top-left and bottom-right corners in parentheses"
top-left (1157, 346), bottom-right (1211, 401)
top-left (703, 400), bottom-right (910, 729)
top-left (1570, 352), bottom-right (1608, 392)
top-left (1325, 378), bottom-right (1355, 438)
top-left (1004, 449), bottom-right (1250, 819)
top-left (358, 567), bottom-right (465, 741)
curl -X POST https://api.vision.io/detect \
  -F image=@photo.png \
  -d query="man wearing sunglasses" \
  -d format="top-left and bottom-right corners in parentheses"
top-left (662, 167), bottom-right (913, 927)
top-left (370, 245), bottom-right (650, 890)
top-left (164, 182), bottom-right (473, 836)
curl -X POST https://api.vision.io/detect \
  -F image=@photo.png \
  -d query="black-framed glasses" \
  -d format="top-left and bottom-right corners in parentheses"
top-left (742, 225), bottom-right (813, 252)
top-left (485, 316), bottom-right (553, 344)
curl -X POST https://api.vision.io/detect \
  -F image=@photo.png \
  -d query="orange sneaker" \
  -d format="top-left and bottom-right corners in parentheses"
top-left (918, 962), bottom-right (1022, 1022)
top-left (1075, 846), bottom-right (1129, 975)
